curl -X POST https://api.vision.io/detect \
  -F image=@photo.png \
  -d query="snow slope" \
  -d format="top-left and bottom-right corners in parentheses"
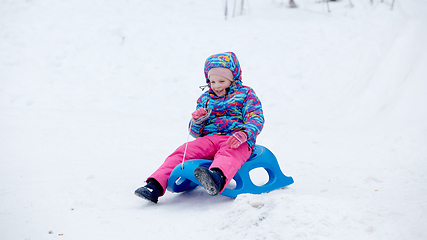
top-left (1, 0), bottom-right (426, 239)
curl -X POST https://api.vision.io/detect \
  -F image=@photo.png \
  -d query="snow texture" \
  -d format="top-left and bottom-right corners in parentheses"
top-left (1, 0), bottom-right (426, 239)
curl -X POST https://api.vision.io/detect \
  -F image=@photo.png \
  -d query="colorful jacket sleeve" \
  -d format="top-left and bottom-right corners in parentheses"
top-left (189, 95), bottom-right (207, 138)
top-left (241, 88), bottom-right (264, 145)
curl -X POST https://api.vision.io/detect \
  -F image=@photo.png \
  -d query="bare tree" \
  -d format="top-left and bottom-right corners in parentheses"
top-left (289, 0), bottom-right (297, 8)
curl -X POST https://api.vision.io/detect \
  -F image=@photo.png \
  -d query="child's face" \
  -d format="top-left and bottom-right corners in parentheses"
top-left (209, 75), bottom-right (233, 97)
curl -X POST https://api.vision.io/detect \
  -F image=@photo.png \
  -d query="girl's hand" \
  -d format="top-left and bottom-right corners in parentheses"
top-left (227, 131), bottom-right (248, 149)
top-left (192, 108), bottom-right (207, 120)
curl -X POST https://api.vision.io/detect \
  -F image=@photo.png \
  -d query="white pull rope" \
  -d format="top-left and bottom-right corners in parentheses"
top-left (181, 107), bottom-right (211, 170)
top-left (181, 123), bottom-right (192, 170)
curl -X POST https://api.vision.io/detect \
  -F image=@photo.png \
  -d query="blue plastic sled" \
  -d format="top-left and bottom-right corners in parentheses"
top-left (167, 145), bottom-right (294, 197)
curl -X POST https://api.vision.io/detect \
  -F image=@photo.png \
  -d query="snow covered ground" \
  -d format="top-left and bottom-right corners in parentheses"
top-left (1, 0), bottom-right (427, 239)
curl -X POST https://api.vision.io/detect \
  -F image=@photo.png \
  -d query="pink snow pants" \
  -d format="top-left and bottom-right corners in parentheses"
top-left (147, 135), bottom-right (252, 195)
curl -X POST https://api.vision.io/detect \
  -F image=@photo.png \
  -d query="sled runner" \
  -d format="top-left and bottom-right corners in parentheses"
top-left (167, 145), bottom-right (294, 197)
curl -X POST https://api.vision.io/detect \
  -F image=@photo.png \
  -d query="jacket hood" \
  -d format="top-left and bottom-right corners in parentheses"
top-left (204, 52), bottom-right (242, 83)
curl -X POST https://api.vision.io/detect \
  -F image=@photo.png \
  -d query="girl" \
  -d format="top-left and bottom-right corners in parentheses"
top-left (135, 52), bottom-right (264, 203)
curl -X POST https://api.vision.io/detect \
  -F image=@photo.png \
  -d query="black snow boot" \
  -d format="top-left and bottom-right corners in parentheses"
top-left (134, 179), bottom-right (163, 203)
top-left (194, 166), bottom-right (225, 196)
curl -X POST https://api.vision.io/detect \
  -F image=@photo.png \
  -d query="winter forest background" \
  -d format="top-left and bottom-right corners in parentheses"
top-left (1, 0), bottom-right (426, 239)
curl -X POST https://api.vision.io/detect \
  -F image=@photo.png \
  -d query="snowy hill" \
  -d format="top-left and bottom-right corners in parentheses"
top-left (1, 0), bottom-right (427, 239)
